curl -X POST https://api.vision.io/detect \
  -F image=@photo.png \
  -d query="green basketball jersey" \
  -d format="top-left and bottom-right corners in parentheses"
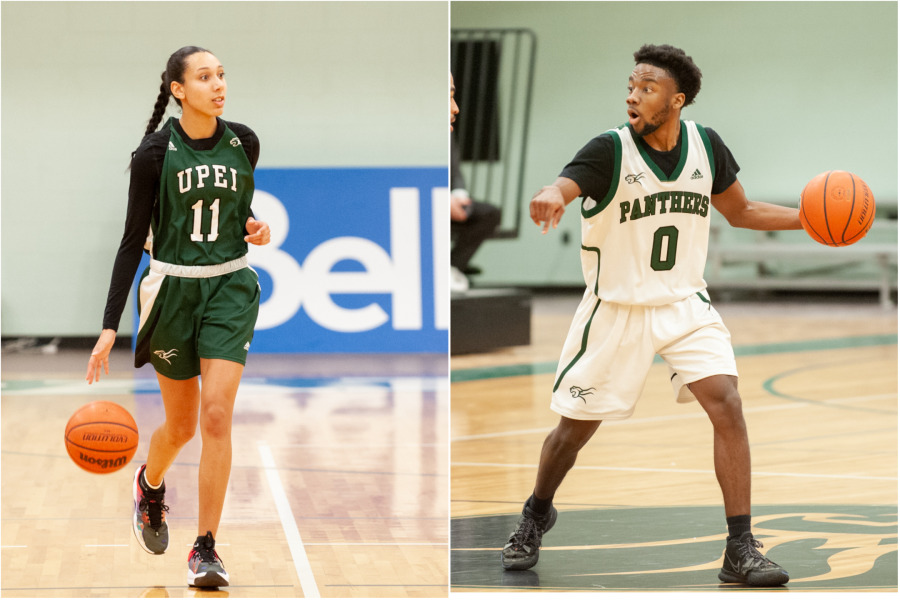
top-left (151, 117), bottom-right (254, 265)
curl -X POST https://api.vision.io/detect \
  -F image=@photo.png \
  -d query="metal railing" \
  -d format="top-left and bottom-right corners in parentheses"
top-left (451, 28), bottom-right (537, 239)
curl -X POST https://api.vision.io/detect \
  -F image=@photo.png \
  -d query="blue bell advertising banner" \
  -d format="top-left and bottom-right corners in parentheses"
top-left (134, 167), bottom-right (449, 353)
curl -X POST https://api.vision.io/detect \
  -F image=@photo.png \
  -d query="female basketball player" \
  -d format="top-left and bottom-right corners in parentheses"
top-left (85, 46), bottom-right (270, 588)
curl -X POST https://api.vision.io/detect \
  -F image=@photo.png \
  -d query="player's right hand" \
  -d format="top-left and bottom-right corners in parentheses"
top-left (86, 329), bottom-right (116, 384)
top-left (450, 194), bottom-right (472, 222)
top-left (530, 186), bottom-right (566, 234)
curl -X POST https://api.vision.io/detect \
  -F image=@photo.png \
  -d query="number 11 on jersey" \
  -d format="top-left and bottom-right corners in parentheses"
top-left (190, 198), bottom-right (220, 243)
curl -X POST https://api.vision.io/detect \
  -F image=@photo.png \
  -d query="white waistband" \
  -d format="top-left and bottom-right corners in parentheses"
top-left (149, 256), bottom-right (248, 278)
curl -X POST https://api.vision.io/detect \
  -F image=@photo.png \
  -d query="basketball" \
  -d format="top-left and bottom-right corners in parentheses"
top-left (64, 401), bottom-right (139, 474)
top-left (799, 171), bottom-right (875, 247)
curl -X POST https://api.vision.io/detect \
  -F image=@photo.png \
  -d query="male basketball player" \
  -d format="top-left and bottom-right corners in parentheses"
top-left (502, 44), bottom-right (800, 587)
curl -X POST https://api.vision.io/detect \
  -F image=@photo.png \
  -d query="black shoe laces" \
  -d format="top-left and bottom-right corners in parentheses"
top-left (736, 536), bottom-right (775, 568)
top-left (140, 490), bottom-right (169, 530)
top-left (194, 532), bottom-right (221, 565)
top-left (508, 515), bottom-right (542, 550)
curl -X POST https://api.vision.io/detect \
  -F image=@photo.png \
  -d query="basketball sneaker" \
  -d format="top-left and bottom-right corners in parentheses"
top-left (501, 502), bottom-right (558, 570)
top-left (718, 532), bottom-right (790, 586)
top-left (132, 464), bottom-right (169, 555)
top-left (188, 531), bottom-right (229, 588)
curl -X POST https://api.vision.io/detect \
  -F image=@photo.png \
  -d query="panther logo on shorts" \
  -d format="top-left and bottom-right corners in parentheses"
top-left (153, 349), bottom-right (179, 364)
top-left (570, 385), bottom-right (596, 403)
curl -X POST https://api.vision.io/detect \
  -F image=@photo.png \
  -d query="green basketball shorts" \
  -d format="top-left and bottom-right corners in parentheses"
top-left (135, 262), bottom-right (260, 380)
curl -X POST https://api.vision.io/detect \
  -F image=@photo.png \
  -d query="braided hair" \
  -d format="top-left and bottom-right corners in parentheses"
top-left (143, 45), bottom-right (212, 136)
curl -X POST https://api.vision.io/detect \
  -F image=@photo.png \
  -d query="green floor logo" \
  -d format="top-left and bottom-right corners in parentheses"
top-left (451, 505), bottom-right (897, 591)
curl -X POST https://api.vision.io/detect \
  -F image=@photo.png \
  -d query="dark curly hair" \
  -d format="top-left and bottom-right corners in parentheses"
top-left (633, 44), bottom-right (702, 107)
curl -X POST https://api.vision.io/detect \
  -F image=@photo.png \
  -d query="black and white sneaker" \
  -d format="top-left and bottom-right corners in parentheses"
top-left (719, 532), bottom-right (789, 586)
top-left (188, 531), bottom-right (229, 588)
top-left (132, 465), bottom-right (169, 555)
top-left (500, 503), bottom-right (558, 571)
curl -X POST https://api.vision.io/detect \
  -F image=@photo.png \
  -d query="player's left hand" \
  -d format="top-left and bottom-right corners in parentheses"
top-left (245, 217), bottom-right (271, 246)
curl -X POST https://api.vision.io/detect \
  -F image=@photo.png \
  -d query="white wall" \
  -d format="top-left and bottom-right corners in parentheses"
top-left (1, 1), bottom-right (449, 336)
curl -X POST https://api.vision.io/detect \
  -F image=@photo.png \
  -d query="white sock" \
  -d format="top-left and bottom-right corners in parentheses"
top-left (142, 470), bottom-right (163, 490)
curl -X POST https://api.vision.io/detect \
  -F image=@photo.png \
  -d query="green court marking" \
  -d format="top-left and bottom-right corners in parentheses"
top-left (0, 380), bottom-right (68, 392)
top-left (763, 360), bottom-right (898, 414)
top-left (451, 334), bottom-right (897, 383)
top-left (451, 361), bottom-right (560, 383)
top-left (451, 505), bottom-right (898, 591)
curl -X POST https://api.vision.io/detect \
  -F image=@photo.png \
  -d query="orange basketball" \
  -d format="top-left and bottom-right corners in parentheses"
top-left (64, 401), bottom-right (139, 474)
top-left (799, 170), bottom-right (875, 247)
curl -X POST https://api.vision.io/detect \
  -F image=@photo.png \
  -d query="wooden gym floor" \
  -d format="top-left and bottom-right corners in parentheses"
top-left (1, 349), bottom-right (447, 598)
top-left (451, 291), bottom-right (898, 593)
top-left (2, 292), bottom-right (896, 596)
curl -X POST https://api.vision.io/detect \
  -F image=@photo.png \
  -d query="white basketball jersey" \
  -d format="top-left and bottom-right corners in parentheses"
top-left (579, 120), bottom-right (715, 305)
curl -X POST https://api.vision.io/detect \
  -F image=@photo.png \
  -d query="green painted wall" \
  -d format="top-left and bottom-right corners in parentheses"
top-left (451, 1), bottom-right (898, 286)
top-left (1, 1), bottom-right (448, 336)
top-left (2, 1), bottom-right (894, 335)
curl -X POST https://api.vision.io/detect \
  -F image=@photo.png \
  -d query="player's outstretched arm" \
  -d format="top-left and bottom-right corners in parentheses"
top-left (711, 179), bottom-right (802, 231)
top-left (530, 177), bottom-right (582, 234)
top-left (86, 329), bottom-right (117, 384)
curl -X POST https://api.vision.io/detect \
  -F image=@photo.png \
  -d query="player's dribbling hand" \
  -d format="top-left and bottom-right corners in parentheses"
top-left (245, 217), bottom-right (271, 246)
top-left (530, 186), bottom-right (566, 234)
top-left (86, 329), bottom-right (116, 384)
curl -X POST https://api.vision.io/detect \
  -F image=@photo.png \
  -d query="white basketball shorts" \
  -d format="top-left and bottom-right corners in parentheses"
top-left (550, 289), bottom-right (738, 421)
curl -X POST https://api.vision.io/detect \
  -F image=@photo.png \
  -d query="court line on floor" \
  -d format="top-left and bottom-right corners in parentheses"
top-left (258, 442), bottom-right (321, 598)
top-left (450, 333), bottom-right (897, 383)
top-left (0, 585), bottom-right (298, 592)
top-left (0, 451), bottom-right (445, 480)
top-left (451, 393), bottom-right (896, 442)
top-left (451, 461), bottom-right (897, 481)
top-left (0, 375), bottom-right (447, 395)
top-left (280, 442), bottom-right (444, 448)
top-left (325, 584), bottom-right (448, 588)
top-left (303, 542), bottom-right (447, 546)
top-left (2, 542), bottom-right (445, 547)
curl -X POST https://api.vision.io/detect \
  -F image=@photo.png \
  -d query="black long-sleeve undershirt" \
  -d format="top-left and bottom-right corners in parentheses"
top-left (100, 117), bottom-right (259, 332)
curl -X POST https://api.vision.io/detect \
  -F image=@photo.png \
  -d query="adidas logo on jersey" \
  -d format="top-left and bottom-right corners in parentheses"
top-left (244, 342), bottom-right (250, 351)
top-left (690, 169), bottom-right (703, 180)
top-left (168, 141), bottom-right (177, 152)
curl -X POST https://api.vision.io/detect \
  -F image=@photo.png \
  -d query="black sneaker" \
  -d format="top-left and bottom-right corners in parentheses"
top-left (132, 465), bottom-right (169, 554)
top-left (500, 503), bottom-right (558, 571)
top-left (719, 532), bottom-right (789, 586)
top-left (188, 531), bottom-right (229, 588)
